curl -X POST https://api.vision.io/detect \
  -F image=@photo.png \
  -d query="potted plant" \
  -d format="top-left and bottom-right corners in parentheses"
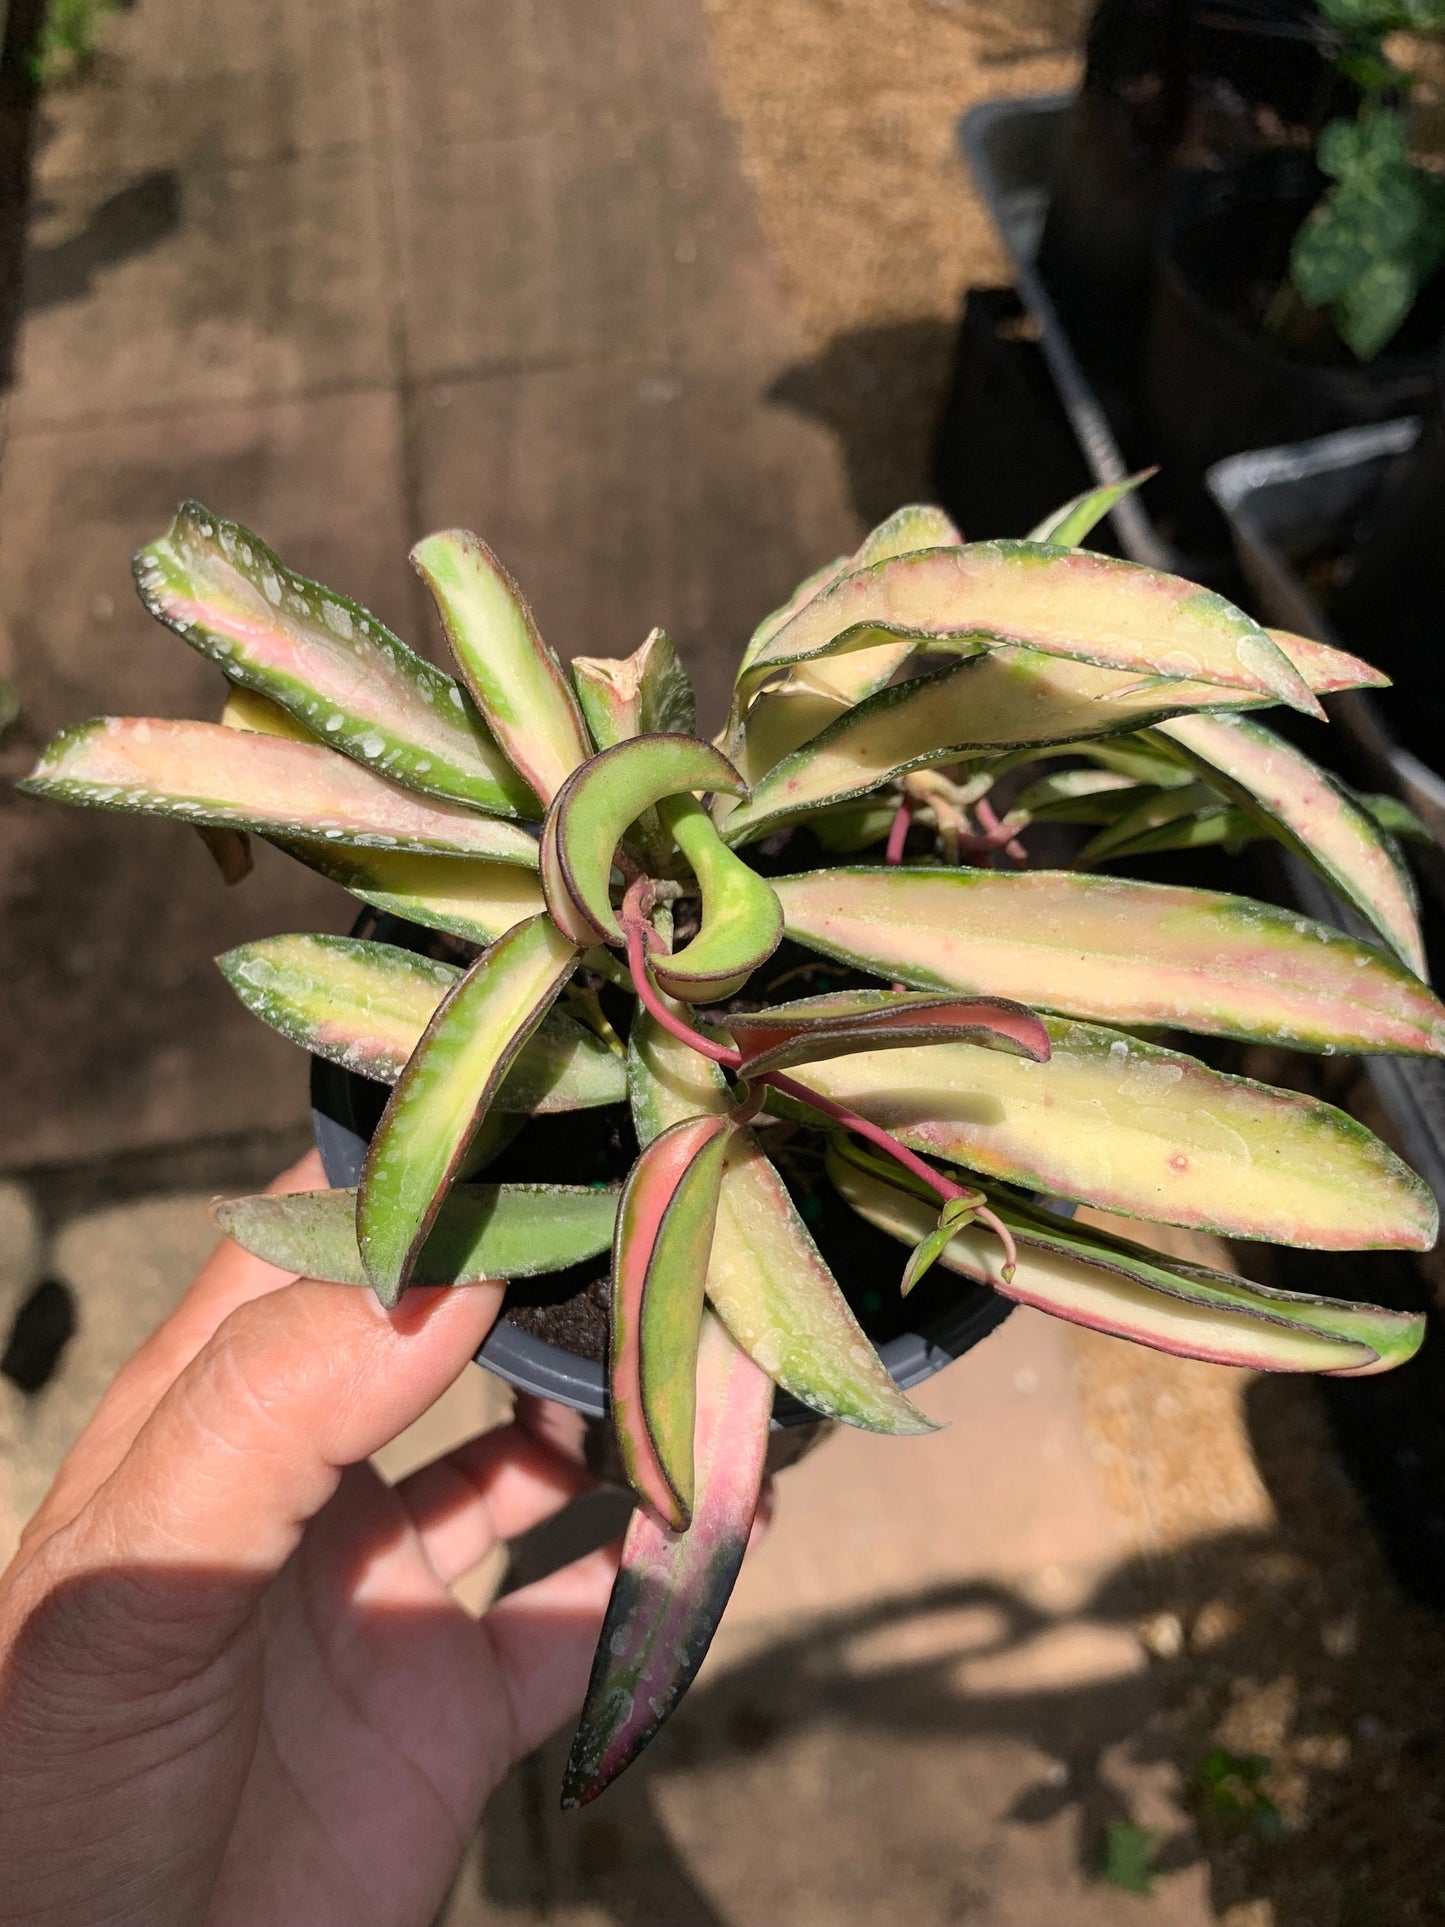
top-left (19, 481), bottom-right (1444, 1805)
top-left (1038, 0), bottom-right (1350, 386)
top-left (1144, 0), bottom-right (1445, 547)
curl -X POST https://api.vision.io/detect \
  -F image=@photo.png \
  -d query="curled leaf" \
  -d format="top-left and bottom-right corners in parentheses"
top-left (651, 794), bottom-right (783, 1000)
top-left (546, 734), bottom-right (746, 945)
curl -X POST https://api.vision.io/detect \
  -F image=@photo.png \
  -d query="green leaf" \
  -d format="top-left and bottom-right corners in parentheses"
top-left (1026, 472), bottom-right (1152, 546)
top-left (1101, 1822), bottom-right (1157, 1896)
top-left (651, 794), bottom-right (784, 1000)
top-left (411, 529), bottom-right (592, 808)
top-left (772, 865), bottom-right (1445, 1056)
top-left (1077, 778), bottom-right (1230, 862)
top-left (544, 734), bottom-right (747, 945)
top-left (572, 626), bottom-right (697, 747)
top-left (829, 1139), bottom-right (1424, 1374)
top-left (563, 1312), bottom-right (774, 1806)
top-left (740, 540), bottom-right (1322, 717)
top-left (274, 842), bottom-right (547, 947)
top-left (135, 504), bottom-right (533, 816)
top-left (780, 1016), bottom-right (1437, 1250)
top-left (900, 1194), bottom-right (982, 1296)
top-left (214, 1181), bottom-right (618, 1286)
top-left (629, 1005), bottom-right (936, 1433)
top-left (357, 915), bottom-right (579, 1305)
top-left (611, 1114), bottom-right (730, 1528)
top-left (1154, 711), bottom-right (1426, 975)
top-left (19, 718), bottom-right (540, 863)
top-left (217, 933), bottom-right (625, 1108)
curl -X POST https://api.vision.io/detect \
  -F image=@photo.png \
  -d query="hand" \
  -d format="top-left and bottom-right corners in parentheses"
top-left (0, 1153), bottom-right (619, 1927)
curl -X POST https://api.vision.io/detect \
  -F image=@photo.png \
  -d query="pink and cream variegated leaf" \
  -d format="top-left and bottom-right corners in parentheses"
top-left (828, 1139), bottom-right (1424, 1376)
top-left (715, 987), bottom-right (1050, 1079)
top-left (1152, 712), bottom-right (1426, 976)
top-left (135, 503), bottom-right (532, 816)
top-left (738, 540), bottom-right (1322, 716)
top-left (610, 1113), bottom-right (730, 1529)
top-left (563, 1311), bottom-right (774, 1807)
top-left (771, 865), bottom-right (1445, 1056)
top-left (411, 530), bottom-right (591, 809)
top-left (19, 719), bottom-right (540, 863)
top-left (777, 1017), bottom-right (1437, 1251)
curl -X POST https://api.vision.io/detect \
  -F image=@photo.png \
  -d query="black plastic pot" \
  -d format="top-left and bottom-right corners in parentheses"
top-left (1037, 0), bottom-right (1347, 385)
top-left (309, 919), bottom-right (1015, 1428)
top-left (1144, 152), bottom-right (1443, 553)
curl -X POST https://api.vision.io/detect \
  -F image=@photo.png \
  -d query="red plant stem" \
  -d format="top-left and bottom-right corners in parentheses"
top-left (623, 916), bottom-right (741, 1068)
top-left (885, 796), bottom-right (912, 866)
top-left (620, 896), bottom-right (1016, 1275)
top-left (975, 796), bottom-right (1028, 866)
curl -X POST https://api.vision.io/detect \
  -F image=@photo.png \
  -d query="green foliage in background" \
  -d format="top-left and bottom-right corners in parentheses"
top-left (1288, 0), bottom-right (1445, 357)
top-left (31, 0), bottom-right (119, 86)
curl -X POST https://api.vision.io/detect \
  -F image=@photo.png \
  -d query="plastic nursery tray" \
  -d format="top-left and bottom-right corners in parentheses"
top-left (1207, 425), bottom-right (1445, 1206)
top-left (960, 93), bottom-right (1180, 573)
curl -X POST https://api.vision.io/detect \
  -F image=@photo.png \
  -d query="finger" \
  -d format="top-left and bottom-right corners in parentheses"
top-left (484, 1541), bottom-right (624, 1761)
top-left (18, 1154), bottom-right (329, 1552)
top-left (393, 1421), bottom-right (594, 1586)
top-left (43, 1280), bottom-right (503, 1657)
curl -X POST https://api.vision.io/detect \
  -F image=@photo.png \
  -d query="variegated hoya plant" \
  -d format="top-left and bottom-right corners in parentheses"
top-left (20, 478), bottom-right (1444, 1803)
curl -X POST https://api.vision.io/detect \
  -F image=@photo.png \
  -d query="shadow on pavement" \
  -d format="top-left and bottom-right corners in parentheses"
top-left (477, 1370), bottom-right (1445, 1925)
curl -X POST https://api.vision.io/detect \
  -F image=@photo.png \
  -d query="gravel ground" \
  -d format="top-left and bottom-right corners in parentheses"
top-left (705, 7), bottom-right (1445, 1919)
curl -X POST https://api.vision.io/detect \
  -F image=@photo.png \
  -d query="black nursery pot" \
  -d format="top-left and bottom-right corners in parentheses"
top-left (1144, 153), bottom-right (1443, 553)
top-left (309, 918), bottom-right (1014, 1429)
top-left (1038, 0), bottom-right (1349, 387)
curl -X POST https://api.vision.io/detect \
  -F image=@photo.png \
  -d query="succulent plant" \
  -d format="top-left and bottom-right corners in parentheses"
top-left (20, 480), bottom-right (1443, 1804)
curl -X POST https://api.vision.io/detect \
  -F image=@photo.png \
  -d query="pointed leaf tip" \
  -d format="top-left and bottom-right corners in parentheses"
top-left (563, 1314), bottom-right (773, 1804)
top-left (411, 529), bottom-right (591, 808)
top-left (136, 502), bottom-right (534, 817)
